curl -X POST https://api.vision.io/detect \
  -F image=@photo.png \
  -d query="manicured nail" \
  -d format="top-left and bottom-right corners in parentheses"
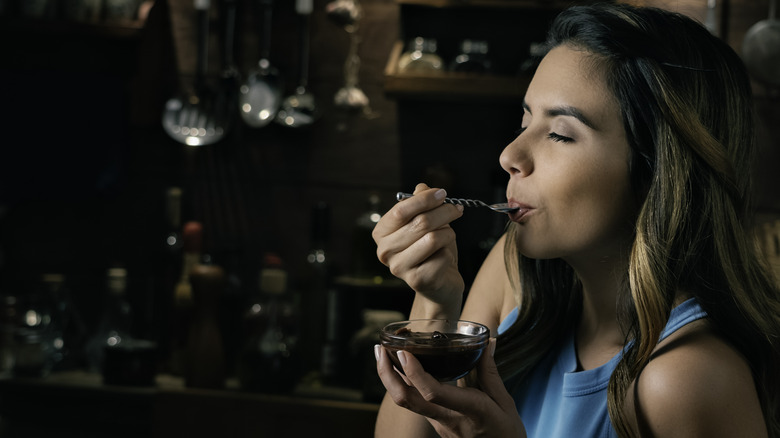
top-left (434, 189), bottom-right (447, 201)
top-left (397, 350), bottom-right (408, 367)
top-left (374, 344), bottom-right (381, 361)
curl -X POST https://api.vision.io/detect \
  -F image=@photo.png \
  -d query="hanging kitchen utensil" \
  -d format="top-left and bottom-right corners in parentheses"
top-left (276, 0), bottom-right (319, 128)
top-left (238, 0), bottom-right (283, 128)
top-left (332, 0), bottom-right (369, 111)
top-left (742, 0), bottom-right (780, 90)
top-left (162, 0), bottom-right (227, 146)
top-left (215, 0), bottom-right (240, 135)
top-left (705, 0), bottom-right (718, 36)
top-left (325, 0), bottom-right (361, 28)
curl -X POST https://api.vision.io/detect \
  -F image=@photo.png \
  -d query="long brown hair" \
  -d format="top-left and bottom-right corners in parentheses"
top-left (494, 4), bottom-right (780, 437)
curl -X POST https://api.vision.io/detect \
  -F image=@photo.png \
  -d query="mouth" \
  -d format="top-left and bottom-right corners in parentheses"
top-left (507, 199), bottom-right (534, 222)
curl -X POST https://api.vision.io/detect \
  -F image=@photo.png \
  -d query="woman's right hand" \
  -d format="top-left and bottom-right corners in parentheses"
top-left (372, 183), bottom-right (465, 315)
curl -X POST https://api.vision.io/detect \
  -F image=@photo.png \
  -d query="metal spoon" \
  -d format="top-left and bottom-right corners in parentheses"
top-left (396, 192), bottom-right (519, 214)
top-left (276, 0), bottom-right (319, 128)
top-left (239, 0), bottom-right (283, 128)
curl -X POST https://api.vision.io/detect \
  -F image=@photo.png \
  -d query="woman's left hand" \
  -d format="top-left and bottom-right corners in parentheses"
top-left (375, 339), bottom-right (527, 438)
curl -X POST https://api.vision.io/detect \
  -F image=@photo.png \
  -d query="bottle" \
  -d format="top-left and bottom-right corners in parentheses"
top-left (397, 37), bottom-right (444, 73)
top-left (519, 42), bottom-right (546, 75)
top-left (156, 187), bottom-right (183, 372)
top-left (85, 267), bottom-right (134, 374)
top-left (300, 203), bottom-right (332, 375)
top-left (167, 220), bottom-right (202, 376)
top-left (238, 254), bottom-right (300, 394)
top-left (163, 187), bottom-right (184, 256)
top-left (350, 193), bottom-right (389, 283)
top-left (450, 39), bottom-right (491, 73)
top-left (185, 263), bottom-right (226, 389)
top-left (41, 273), bottom-right (85, 372)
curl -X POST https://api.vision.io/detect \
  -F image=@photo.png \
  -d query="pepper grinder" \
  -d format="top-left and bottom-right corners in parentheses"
top-left (185, 264), bottom-right (226, 389)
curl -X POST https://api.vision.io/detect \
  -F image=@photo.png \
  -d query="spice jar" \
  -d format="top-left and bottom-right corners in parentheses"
top-left (450, 39), bottom-right (492, 73)
top-left (397, 37), bottom-right (444, 73)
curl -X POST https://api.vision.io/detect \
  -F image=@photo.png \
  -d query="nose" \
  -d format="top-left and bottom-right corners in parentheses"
top-left (499, 135), bottom-right (533, 177)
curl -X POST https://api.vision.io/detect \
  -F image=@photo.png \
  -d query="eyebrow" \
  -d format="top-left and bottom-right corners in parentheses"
top-left (522, 100), bottom-right (597, 130)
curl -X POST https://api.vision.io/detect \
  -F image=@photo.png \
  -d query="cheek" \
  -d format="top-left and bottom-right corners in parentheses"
top-left (542, 163), bottom-right (635, 252)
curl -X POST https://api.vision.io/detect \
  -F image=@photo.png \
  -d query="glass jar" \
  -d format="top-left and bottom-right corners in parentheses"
top-left (450, 39), bottom-right (492, 73)
top-left (397, 37), bottom-right (444, 74)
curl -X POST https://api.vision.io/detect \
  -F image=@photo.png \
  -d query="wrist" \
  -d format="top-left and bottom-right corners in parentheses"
top-left (409, 291), bottom-right (463, 320)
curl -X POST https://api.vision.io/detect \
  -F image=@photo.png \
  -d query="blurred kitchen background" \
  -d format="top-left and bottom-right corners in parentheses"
top-left (0, 0), bottom-right (778, 436)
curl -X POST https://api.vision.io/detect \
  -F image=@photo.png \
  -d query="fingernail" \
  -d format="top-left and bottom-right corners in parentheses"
top-left (456, 204), bottom-right (464, 212)
top-left (374, 344), bottom-right (381, 361)
top-left (489, 338), bottom-right (497, 357)
top-left (434, 189), bottom-right (446, 201)
top-left (397, 350), bottom-right (408, 367)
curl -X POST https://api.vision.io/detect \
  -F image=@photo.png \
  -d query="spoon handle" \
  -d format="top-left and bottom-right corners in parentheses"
top-left (396, 192), bottom-right (487, 209)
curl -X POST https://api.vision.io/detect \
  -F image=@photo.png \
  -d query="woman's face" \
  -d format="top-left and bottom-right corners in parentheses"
top-left (500, 45), bottom-right (636, 266)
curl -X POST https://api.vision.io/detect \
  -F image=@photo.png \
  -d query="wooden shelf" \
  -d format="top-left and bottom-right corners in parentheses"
top-left (0, 16), bottom-right (148, 39)
top-left (383, 40), bottom-right (530, 101)
top-left (396, 0), bottom-right (600, 9)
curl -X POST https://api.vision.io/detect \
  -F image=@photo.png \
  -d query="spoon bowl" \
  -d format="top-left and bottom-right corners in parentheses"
top-left (276, 0), bottom-right (319, 128)
top-left (239, 0), bottom-right (283, 128)
top-left (277, 86), bottom-right (319, 127)
top-left (239, 60), bottom-right (283, 127)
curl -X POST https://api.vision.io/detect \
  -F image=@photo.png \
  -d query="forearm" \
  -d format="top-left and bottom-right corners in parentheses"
top-left (408, 290), bottom-right (463, 321)
top-left (375, 393), bottom-right (438, 438)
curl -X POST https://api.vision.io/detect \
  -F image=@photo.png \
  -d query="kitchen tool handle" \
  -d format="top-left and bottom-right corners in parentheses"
top-left (195, 0), bottom-right (210, 85)
top-left (296, 0), bottom-right (313, 15)
top-left (259, 0), bottom-right (274, 61)
top-left (705, 0), bottom-right (717, 35)
top-left (223, 0), bottom-right (237, 67)
top-left (297, 2), bottom-right (311, 87)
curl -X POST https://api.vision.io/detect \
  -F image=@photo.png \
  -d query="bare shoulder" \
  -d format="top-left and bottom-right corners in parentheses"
top-left (627, 320), bottom-right (767, 437)
top-left (461, 233), bottom-right (516, 335)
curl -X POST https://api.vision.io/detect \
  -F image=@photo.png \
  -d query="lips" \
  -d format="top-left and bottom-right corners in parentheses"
top-left (506, 198), bottom-right (534, 222)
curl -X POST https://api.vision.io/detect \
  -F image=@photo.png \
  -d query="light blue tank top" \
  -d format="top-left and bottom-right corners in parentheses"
top-left (497, 298), bottom-right (707, 438)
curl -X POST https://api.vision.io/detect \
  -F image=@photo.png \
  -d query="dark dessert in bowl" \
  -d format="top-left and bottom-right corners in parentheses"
top-left (379, 319), bottom-right (490, 381)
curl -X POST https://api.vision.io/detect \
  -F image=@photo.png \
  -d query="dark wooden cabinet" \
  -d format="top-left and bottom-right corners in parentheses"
top-left (0, 372), bottom-right (379, 438)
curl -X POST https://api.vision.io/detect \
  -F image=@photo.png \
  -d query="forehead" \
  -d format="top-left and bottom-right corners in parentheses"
top-left (525, 45), bottom-right (621, 130)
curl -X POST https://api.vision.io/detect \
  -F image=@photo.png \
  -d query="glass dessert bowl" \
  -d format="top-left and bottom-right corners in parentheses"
top-left (379, 319), bottom-right (490, 381)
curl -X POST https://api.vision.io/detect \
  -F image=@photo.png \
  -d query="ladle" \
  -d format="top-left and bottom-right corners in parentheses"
top-left (742, 0), bottom-right (780, 90)
top-left (239, 0), bottom-right (283, 128)
top-left (163, 0), bottom-right (227, 146)
top-left (276, 0), bottom-right (320, 128)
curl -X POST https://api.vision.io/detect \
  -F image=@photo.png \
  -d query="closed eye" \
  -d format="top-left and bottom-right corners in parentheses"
top-left (548, 132), bottom-right (573, 143)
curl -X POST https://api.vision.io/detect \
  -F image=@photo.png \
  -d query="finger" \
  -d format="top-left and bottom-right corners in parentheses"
top-left (373, 187), bottom-right (457, 240)
top-left (387, 227), bottom-right (457, 276)
top-left (396, 350), bottom-right (470, 412)
top-left (376, 346), bottom-right (454, 419)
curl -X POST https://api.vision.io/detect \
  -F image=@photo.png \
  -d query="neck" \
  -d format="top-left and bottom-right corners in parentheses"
top-left (568, 254), bottom-right (628, 364)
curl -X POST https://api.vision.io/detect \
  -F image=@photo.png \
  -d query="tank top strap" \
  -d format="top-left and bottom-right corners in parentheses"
top-left (659, 298), bottom-right (707, 342)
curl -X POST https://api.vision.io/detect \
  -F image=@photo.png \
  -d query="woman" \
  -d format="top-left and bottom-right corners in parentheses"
top-left (372, 4), bottom-right (780, 438)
